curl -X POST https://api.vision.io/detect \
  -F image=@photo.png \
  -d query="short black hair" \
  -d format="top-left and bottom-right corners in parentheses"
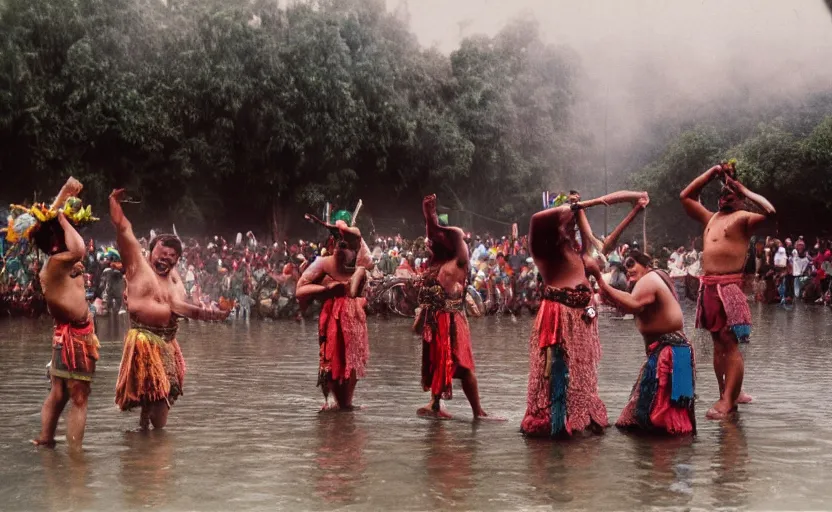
top-left (149, 234), bottom-right (183, 258)
top-left (624, 249), bottom-right (652, 268)
top-left (32, 219), bottom-right (67, 255)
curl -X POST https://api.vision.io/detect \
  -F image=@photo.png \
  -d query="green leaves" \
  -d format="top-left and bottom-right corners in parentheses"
top-left (0, 0), bottom-right (579, 236)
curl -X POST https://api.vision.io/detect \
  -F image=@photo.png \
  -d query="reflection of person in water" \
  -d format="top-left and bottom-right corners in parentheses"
top-left (423, 422), bottom-right (475, 507)
top-left (709, 421), bottom-right (750, 508)
top-left (40, 448), bottom-right (92, 510)
top-left (628, 436), bottom-right (695, 508)
top-left (119, 431), bottom-right (175, 509)
top-left (314, 414), bottom-right (367, 504)
top-left (523, 435), bottom-right (604, 507)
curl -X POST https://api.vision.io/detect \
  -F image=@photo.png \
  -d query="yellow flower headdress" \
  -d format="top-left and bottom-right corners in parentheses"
top-left (2, 197), bottom-right (98, 244)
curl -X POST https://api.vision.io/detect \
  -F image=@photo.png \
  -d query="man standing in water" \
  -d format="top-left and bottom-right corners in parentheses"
top-left (30, 178), bottom-right (100, 448)
top-left (110, 189), bottom-right (229, 429)
top-left (521, 189), bottom-right (646, 438)
top-left (296, 211), bottom-right (371, 411)
top-left (414, 194), bottom-right (493, 420)
top-left (680, 162), bottom-right (775, 419)
top-left (584, 201), bottom-right (696, 434)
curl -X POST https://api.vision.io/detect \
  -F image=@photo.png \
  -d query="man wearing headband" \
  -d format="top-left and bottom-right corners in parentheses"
top-left (680, 162), bottom-right (775, 420)
top-left (110, 189), bottom-right (230, 430)
top-left (414, 194), bottom-right (497, 420)
top-left (296, 211), bottom-right (372, 411)
top-left (521, 189), bottom-right (647, 438)
top-left (586, 215), bottom-right (696, 436)
top-left (29, 177), bottom-right (100, 448)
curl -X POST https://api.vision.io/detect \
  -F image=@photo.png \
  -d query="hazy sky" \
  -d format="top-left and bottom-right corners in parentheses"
top-left (387, 0), bottom-right (832, 175)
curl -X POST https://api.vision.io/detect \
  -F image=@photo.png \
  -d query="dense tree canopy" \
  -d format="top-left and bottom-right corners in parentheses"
top-left (2, 0), bottom-right (831, 244)
top-left (631, 92), bottom-right (832, 244)
top-left (0, 0), bottom-right (577, 239)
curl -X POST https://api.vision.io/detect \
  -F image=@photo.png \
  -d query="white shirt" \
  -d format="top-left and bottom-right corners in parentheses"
top-left (792, 254), bottom-right (810, 276)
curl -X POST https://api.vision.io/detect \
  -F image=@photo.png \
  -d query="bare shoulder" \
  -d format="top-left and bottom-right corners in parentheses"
top-left (300, 256), bottom-right (329, 278)
top-left (634, 272), bottom-right (663, 294)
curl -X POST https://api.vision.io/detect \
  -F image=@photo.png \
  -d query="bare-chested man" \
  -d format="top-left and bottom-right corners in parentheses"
top-left (520, 189), bottom-right (646, 438)
top-left (30, 178), bottom-right (100, 448)
top-left (110, 189), bottom-right (230, 429)
top-left (296, 212), bottom-right (371, 411)
top-left (584, 200), bottom-right (696, 435)
top-left (413, 194), bottom-right (496, 420)
top-left (680, 162), bottom-right (775, 420)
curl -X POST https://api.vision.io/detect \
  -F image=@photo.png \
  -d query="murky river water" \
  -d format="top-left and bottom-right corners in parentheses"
top-left (1, 303), bottom-right (831, 511)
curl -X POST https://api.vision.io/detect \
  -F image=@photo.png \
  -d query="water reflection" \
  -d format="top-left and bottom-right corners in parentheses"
top-left (710, 420), bottom-right (750, 508)
top-left (40, 448), bottom-right (92, 511)
top-left (314, 413), bottom-right (368, 505)
top-left (625, 432), bottom-right (695, 508)
top-left (1, 304), bottom-right (831, 510)
top-left (423, 422), bottom-right (476, 507)
top-left (119, 430), bottom-right (175, 509)
top-left (524, 435), bottom-right (603, 506)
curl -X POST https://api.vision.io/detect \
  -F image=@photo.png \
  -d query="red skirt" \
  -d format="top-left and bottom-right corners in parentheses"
top-left (318, 296), bottom-right (369, 384)
top-left (521, 299), bottom-right (608, 437)
top-left (695, 274), bottom-right (752, 341)
top-left (616, 335), bottom-right (696, 435)
top-left (421, 308), bottom-right (475, 400)
top-left (50, 319), bottom-right (99, 382)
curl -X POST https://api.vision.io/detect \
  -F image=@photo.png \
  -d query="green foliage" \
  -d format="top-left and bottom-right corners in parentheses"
top-left (632, 114), bottom-right (832, 241)
top-left (0, 0), bottom-right (578, 238)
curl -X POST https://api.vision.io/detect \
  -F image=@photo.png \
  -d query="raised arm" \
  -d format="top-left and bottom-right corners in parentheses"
top-left (575, 190), bottom-right (647, 210)
top-left (679, 165), bottom-right (720, 225)
top-left (50, 212), bottom-right (86, 265)
top-left (601, 195), bottom-right (649, 255)
top-left (356, 238), bottom-right (373, 270)
top-left (725, 177), bottom-right (776, 231)
top-left (296, 258), bottom-right (332, 299)
top-left (109, 189), bottom-right (144, 278)
top-left (575, 209), bottom-right (600, 256)
top-left (585, 259), bottom-right (656, 314)
top-left (423, 194), bottom-right (468, 267)
top-left (50, 177), bottom-right (83, 210)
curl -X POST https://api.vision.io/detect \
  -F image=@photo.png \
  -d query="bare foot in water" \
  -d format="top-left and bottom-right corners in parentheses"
top-left (319, 403), bottom-right (339, 413)
top-left (31, 438), bottom-right (56, 448)
top-left (737, 391), bottom-right (754, 404)
top-left (706, 403), bottom-right (736, 420)
top-left (417, 406), bottom-right (453, 420)
top-left (474, 411), bottom-right (507, 422)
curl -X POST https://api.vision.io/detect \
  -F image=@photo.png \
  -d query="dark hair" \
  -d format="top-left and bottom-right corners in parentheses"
top-left (624, 249), bottom-right (652, 269)
top-left (149, 234), bottom-right (183, 258)
top-left (32, 219), bottom-right (67, 255)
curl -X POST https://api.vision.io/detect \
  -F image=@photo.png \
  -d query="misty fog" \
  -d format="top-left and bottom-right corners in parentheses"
top-left (392, 0), bottom-right (832, 191)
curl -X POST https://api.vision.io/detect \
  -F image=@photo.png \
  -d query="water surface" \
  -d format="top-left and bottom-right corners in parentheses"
top-left (1, 303), bottom-right (831, 511)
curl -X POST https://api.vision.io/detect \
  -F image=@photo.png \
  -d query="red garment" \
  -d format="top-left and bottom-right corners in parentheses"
top-left (50, 319), bottom-right (99, 381)
top-left (616, 338), bottom-right (696, 435)
top-left (521, 299), bottom-right (608, 437)
top-left (318, 296), bottom-right (369, 383)
top-left (421, 309), bottom-right (475, 400)
top-left (695, 274), bottom-right (752, 335)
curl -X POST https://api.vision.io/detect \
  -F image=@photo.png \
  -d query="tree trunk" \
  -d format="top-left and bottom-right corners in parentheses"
top-left (271, 199), bottom-right (291, 244)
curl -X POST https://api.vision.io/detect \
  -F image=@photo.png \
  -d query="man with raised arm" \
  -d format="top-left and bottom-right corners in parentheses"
top-left (520, 189), bottom-right (646, 438)
top-left (584, 197), bottom-right (696, 435)
top-left (24, 178), bottom-right (100, 448)
top-left (296, 211), bottom-right (371, 411)
top-left (414, 194), bottom-right (497, 420)
top-left (680, 162), bottom-right (775, 420)
top-left (110, 189), bottom-right (229, 430)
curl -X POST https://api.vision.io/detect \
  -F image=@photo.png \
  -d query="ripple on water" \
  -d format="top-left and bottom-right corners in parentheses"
top-left (1, 304), bottom-right (832, 510)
